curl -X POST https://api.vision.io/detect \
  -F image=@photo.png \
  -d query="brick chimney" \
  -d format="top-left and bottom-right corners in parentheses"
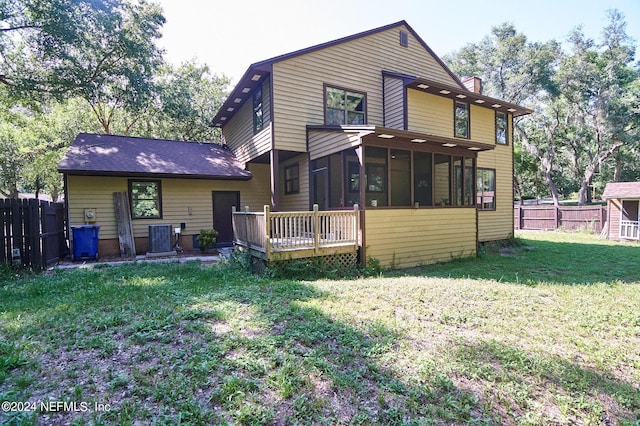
top-left (461, 76), bottom-right (482, 94)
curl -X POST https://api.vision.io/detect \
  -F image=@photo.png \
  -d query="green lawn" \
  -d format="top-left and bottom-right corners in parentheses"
top-left (1, 230), bottom-right (639, 425)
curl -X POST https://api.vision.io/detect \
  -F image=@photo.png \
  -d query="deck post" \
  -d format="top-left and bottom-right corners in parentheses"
top-left (353, 204), bottom-right (360, 250)
top-left (313, 204), bottom-right (319, 254)
top-left (244, 206), bottom-right (251, 250)
top-left (231, 206), bottom-right (237, 245)
top-left (264, 205), bottom-right (271, 260)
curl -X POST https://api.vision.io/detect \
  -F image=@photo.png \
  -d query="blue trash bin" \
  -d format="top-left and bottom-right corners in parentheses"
top-left (72, 225), bottom-right (100, 260)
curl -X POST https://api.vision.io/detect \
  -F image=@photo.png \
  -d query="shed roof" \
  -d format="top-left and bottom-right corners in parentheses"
top-left (602, 182), bottom-right (640, 200)
top-left (58, 133), bottom-right (251, 180)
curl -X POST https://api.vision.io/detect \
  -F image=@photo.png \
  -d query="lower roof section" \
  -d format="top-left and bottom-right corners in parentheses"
top-left (307, 125), bottom-right (496, 154)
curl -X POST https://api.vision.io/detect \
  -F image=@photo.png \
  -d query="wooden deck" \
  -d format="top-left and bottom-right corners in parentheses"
top-left (232, 205), bottom-right (360, 261)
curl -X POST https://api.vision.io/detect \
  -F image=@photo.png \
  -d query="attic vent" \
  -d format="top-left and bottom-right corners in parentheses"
top-left (148, 224), bottom-right (172, 253)
top-left (399, 30), bottom-right (408, 47)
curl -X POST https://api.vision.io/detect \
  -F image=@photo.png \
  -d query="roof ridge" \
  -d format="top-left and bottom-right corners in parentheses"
top-left (77, 132), bottom-right (219, 146)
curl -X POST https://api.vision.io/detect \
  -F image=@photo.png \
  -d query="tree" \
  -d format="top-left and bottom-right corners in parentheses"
top-left (445, 23), bottom-right (563, 204)
top-left (558, 10), bottom-right (639, 204)
top-left (135, 61), bottom-right (230, 142)
top-left (1, 0), bottom-right (165, 132)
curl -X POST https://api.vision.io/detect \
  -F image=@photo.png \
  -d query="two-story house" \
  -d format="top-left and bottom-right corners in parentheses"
top-left (58, 20), bottom-right (531, 266)
top-left (214, 20), bottom-right (531, 268)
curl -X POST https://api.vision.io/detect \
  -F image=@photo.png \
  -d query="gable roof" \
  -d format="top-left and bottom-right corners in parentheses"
top-left (212, 20), bottom-right (467, 127)
top-left (58, 133), bottom-right (252, 180)
top-left (602, 182), bottom-right (640, 199)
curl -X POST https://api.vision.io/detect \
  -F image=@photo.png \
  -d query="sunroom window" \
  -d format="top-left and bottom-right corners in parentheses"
top-left (325, 86), bottom-right (366, 125)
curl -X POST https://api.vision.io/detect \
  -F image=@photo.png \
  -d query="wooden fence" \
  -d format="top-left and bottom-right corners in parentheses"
top-left (514, 205), bottom-right (607, 233)
top-left (0, 199), bottom-right (68, 269)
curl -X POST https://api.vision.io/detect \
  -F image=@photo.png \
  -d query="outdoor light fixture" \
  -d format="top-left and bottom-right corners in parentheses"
top-left (378, 134), bottom-right (395, 139)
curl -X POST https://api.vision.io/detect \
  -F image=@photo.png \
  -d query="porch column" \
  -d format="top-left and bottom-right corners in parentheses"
top-left (270, 149), bottom-right (280, 211)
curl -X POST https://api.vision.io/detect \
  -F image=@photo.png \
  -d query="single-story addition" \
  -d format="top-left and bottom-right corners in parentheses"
top-left (58, 133), bottom-right (271, 256)
top-left (602, 182), bottom-right (640, 241)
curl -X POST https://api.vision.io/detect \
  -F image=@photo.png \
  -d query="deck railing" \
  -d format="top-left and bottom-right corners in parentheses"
top-left (232, 204), bottom-right (360, 259)
top-left (620, 220), bottom-right (639, 240)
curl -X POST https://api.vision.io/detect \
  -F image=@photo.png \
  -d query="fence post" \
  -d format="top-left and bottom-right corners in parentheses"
top-left (554, 206), bottom-right (559, 230)
top-left (29, 199), bottom-right (42, 269)
top-left (264, 205), bottom-right (271, 260)
top-left (313, 204), bottom-right (319, 254)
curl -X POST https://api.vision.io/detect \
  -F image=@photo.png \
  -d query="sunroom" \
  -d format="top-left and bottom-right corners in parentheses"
top-left (233, 125), bottom-right (496, 266)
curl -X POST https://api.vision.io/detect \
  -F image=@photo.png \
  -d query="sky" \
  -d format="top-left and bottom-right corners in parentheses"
top-left (156, 0), bottom-right (640, 84)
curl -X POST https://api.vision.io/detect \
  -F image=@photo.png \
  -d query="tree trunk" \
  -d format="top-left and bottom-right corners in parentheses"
top-left (544, 169), bottom-right (560, 206)
top-left (614, 156), bottom-right (622, 182)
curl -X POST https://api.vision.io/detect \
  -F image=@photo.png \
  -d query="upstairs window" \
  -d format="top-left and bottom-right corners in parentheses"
top-left (454, 101), bottom-right (470, 138)
top-left (325, 86), bottom-right (366, 125)
top-left (253, 84), bottom-right (263, 133)
top-left (129, 180), bottom-right (162, 219)
top-left (496, 111), bottom-right (508, 144)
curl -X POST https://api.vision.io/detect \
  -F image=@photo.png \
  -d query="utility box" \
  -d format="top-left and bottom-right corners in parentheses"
top-left (72, 225), bottom-right (100, 260)
top-left (148, 224), bottom-right (172, 253)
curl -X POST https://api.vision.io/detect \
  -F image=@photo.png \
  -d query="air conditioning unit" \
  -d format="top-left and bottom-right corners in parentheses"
top-left (148, 224), bottom-right (172, 253)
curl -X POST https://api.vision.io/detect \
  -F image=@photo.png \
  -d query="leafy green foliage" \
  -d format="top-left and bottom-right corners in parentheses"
top-left (196, 229), bottom-right (218, 253)
top-left (445, 10), bottom-right (640, 205)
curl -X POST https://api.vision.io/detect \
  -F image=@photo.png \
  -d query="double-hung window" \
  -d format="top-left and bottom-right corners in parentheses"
top-left (477, 169), bottom-right (496, 210)
top-left (454, 101), bottom-right (470, 138)
top-left (253, 84), bottom-right (263, 133)
top-left (129, 180), bottom-right (162, 219)
top-left (496, 111), bottom-right (508, 144)
top-left (284, 163), bottom-right (299, 195)
top-left (325, 86), bottom-right (366, 125)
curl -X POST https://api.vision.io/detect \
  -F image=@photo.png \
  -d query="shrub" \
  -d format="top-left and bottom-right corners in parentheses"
top-left (196, 229), bottom-right (218, 253)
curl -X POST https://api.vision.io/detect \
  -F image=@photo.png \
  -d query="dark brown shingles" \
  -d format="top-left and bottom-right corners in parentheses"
top-left (58, 133), bottom-right (251, 180)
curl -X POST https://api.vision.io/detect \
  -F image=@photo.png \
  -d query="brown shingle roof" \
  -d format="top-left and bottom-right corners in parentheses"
top-left (602, 182), bottom-right (640, 199)
top-left (58, 133), bottom-right (251, 180)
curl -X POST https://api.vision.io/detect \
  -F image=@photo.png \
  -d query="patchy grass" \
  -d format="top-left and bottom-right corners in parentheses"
top-left (0, 231), bottom-right (639, 425)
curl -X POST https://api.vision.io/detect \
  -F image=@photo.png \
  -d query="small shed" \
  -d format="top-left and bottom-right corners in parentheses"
top-left (602, 182), bottom-right (640, 241)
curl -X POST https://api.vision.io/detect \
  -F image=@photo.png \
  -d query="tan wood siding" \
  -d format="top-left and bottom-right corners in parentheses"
top-left (470, 105), bottom-right (495, 144)
top-left (308, 130), bottom-right (362, 160)
top-left (66, 164), bottom-right (271, 242)
top-left (272, 25), bottom-right (459, 152)
top-left (278, 154), bottom-right (309, 211)
top-left (365, 208), bottom-right (477, 268)
top-left (223, 79), bottom-right (272, 164)
top-left (406, 90), bottom-right (453, 137)
top-left (477, 140), bottom-right (514, 242)
top-left (608, 200), bottom-right (621, 240)
top-left (384, 76), bottom-right (405, 129)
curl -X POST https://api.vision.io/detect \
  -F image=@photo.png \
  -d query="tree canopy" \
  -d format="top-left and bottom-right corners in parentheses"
top-left (445, 10), bottom-right (639, 205)
top-left (0, 0), bottom-right (230, 199)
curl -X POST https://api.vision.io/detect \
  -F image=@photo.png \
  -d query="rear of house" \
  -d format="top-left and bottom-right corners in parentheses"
top-left (213, 20), bottom-right (531, 268)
